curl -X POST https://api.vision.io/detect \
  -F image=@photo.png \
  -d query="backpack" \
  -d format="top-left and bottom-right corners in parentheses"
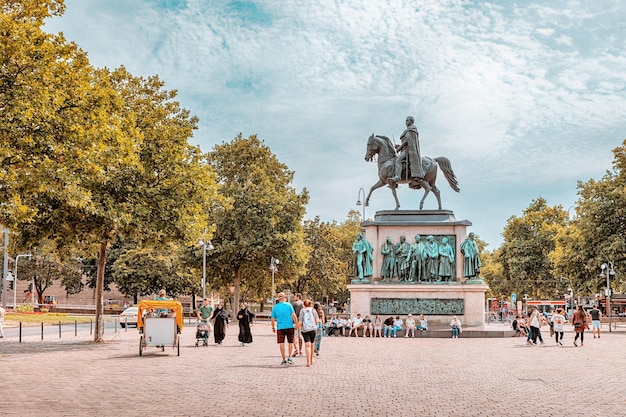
top-left (302, 309), bottom-right (317, 332)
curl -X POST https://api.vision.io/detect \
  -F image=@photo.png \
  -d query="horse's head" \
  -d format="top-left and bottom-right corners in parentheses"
top-left (365, 134), bottom-right (377, 162)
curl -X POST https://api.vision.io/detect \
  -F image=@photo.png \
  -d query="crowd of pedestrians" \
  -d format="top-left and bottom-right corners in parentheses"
top-left (512, 304), bottom-right (603, 348)
top-left (191, 292), bottom-right (609, 369)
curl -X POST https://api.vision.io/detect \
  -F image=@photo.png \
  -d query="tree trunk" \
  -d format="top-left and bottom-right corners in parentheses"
top-left (94, 240), bottom-right (108, 343)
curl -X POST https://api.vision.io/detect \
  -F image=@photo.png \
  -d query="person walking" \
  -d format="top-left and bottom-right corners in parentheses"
top-left (211, 303), bottom-right (229, 345)
top-left (197, 298), bottom-right (213, 324)
top-left (236, 303), bottom-right (255, 347)
top-left (528, 308), bottom-right (542, 346)
top-left (271, 292), bottom-right (299, 366)
top-left (572, 305), bottom-right (588, 347)
top-left (313, 302), bottom-right (325, 356)
top-left (589, 305), bottom-right (602, 339)
top-left (552, 308), bottom-right (566, 346)
top-left (291, 293), bottom-right (304, 356)
top-left (298, 299), bottom-right (320, 367)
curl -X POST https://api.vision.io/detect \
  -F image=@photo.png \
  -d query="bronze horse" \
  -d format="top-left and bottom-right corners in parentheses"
top-left (364, 134), bottom-right (460, 210)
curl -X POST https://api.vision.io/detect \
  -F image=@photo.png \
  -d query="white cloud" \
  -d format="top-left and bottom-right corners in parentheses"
top-left (43, 0), bottom-right (626, 247)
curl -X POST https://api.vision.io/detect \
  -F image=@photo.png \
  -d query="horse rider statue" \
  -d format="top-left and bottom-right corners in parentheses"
top-left (389, 115), bottom-right (424, 184)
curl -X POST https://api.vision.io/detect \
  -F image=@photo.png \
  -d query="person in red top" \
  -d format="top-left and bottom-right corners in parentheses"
top-left (571, 305), bottom-right (588, 347)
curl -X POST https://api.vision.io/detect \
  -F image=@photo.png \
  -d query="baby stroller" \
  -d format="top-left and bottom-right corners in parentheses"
top-left (195, 321), bottom-right (211, 347)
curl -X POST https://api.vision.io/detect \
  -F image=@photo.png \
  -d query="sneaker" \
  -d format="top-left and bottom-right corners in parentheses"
top-left (558, 341), bottom-right (563, 346)
top-left (573, 341), bottom-right (578, 347)
top-left (527, 340), bottom-right (532, 346)
top-left (281, 360), bottom-right (287, 366)
top-left (287, 358), bottom-right (294, 365)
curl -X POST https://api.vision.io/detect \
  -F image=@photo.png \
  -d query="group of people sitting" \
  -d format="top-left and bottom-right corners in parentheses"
top-left (325, 313), bottom-right (429, 337)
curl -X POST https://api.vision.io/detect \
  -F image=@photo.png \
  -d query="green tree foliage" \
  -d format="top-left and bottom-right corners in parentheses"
top-left (207, 134), bottom-right (309, 311)
top-left (299, 211), bottom-right (360, 303)
top-left (1, 2), bottom-right (221, 340)
top-left (553, 139), bottom-right (626, 295)
top-left (112, 244), bottom-right (194, 303)
top-left (18, 251), bottom-right (81, 304)
top-left (498, 198), bottom-right (568, 299)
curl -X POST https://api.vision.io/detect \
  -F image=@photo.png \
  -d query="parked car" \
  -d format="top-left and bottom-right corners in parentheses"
top-left (119, 306), bottom-right (138, 328)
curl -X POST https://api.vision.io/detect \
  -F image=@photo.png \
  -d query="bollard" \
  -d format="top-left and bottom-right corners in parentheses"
top-left (75, 320), bottom-right (78, 336)
top-left (41, 322), bottom-right (44, 341)
top-left (59, 321), bottom-right (62, 338)
top-left (90, 319), bottom-right (93, 335)
top-left (19, 322), bottom-right (22, 343)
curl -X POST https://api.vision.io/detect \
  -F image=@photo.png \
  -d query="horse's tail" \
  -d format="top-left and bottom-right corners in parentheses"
top-left (434, 157), bottom-right (460, 192)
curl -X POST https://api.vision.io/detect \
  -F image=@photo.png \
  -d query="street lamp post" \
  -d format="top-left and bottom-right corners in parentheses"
top-left (13, 253), bottom-right (32, 308)
top-left (270, 257), bottom-right (279, 306)
top-left (197, 239), bottom-right (214, 300)
top-left (601, 262), bottom-right (615, 333)
top-left (355, 187), bottom-right (366, 221)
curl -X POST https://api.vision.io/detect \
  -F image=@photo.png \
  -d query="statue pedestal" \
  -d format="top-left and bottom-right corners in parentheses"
top-left (362, 209), bottom-right (471, 283)
top-left (348, 210), bottom-right (487, 326)
top-left (348, 283), bottom-right (487, 326)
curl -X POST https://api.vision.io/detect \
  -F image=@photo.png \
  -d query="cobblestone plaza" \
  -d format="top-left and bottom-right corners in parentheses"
top-left (1, 322), bottom-right (625, 416)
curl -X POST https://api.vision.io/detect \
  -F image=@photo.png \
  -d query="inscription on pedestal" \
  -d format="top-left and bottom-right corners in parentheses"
top-left (371, 298), bottom-right (465, 315)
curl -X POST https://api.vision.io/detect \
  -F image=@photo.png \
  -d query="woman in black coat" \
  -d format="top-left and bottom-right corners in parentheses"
top-left (237, 303), bottom-right (255, 346)
top-left (211, 303), bottom-right (229, 345)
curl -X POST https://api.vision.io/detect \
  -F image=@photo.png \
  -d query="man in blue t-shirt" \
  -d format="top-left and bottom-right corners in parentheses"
top-left (271, 292), bottom-right (299, 365)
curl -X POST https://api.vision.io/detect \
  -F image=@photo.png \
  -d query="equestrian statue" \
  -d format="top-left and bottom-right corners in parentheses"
top-left (364, 128), bottom-right (460, 210)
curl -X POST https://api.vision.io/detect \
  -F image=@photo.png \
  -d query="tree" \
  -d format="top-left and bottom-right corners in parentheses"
top-left (112, 244), bottom-right (195, 304)
top-left (18, 252), bottom-right (81, 304)
top-left (207, 134), bottom-right (309, 312)
top-left (498, 198), bottom-right (568, 299)
top-left (553, 139), bottom-right (626, 296)
top-left (2, 2), bottom-right (221, 340)
top-left (299, 211), bottom-right (360, 303)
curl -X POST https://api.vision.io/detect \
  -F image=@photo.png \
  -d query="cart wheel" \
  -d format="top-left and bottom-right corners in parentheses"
top-left (139, 336), bottom-right (144, 356)
top-left (177, 338), bottom-right (180, 356)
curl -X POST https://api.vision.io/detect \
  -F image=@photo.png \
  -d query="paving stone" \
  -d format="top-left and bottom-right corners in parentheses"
top-left (0, 322), bottom-right (625, 416)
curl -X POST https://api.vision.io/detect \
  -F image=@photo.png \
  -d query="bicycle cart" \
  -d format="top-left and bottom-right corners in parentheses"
top-left (137, 300), bottom-right (184, 356)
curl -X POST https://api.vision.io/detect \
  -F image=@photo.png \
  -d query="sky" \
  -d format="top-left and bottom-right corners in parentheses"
top-left (43, 0), bottom-right (626, 249)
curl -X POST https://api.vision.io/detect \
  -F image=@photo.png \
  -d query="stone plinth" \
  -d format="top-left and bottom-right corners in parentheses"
top-left (348, 283), bottom-right (488, 326)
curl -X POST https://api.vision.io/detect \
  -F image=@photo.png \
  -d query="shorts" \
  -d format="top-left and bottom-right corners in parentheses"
top-left (294, 327), bottom-right (303, 341)
top-left (592, 320), bottom-right (601, 329)
top-left (277, 328), bottom-right (295, 344)
top-left (302, 330), bottom-right (316, 343)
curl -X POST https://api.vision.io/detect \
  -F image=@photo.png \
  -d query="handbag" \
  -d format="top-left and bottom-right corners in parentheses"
top-left (574, 322), bottom-right (582, 329)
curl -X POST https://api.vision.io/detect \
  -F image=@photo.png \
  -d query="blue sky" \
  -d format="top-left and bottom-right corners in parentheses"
top-left (44, 0), bottom-right (626, 248)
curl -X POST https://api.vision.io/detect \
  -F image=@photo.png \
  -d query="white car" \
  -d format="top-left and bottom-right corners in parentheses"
top-left (119, 306), bottom-right (138, 328)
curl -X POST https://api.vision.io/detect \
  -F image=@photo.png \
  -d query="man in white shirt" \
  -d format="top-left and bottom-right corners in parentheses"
top-left (349, 313), bottom-right (365, 337)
